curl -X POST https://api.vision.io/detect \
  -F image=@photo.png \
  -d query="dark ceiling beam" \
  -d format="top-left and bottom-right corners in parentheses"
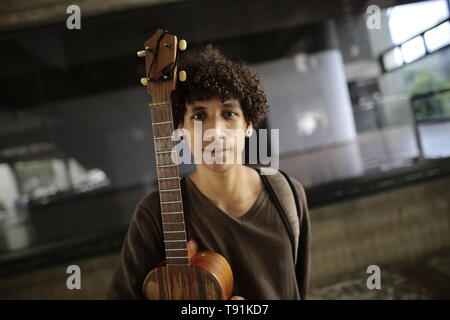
top-left (0, 0), bottom-right (186, 33)
top-left (1, 0), bottom-right (425, 40)
top-left (0, 0), bottom-right (426, 109)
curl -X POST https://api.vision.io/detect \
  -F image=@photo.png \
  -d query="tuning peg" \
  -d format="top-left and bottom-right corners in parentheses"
top-left (140, 77), bottom-right (148, 85)
top-left (179, 70), bottom-right (187, 82)
top-left (137, 50), bottom-right (146, 57)
top-left (178, 40), bottom-right (187, 51)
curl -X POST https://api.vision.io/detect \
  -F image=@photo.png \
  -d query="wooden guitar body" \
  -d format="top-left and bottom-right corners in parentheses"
top-left (143, 250), bottom-right (233, 300)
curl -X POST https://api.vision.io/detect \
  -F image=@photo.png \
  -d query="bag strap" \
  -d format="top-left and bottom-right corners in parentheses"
top-left (278, 170), bottom-right (302, 264)
top-left (255, 167), bottom-right (300, 265)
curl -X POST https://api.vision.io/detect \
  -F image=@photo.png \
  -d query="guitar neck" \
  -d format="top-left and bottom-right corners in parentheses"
top-left (150, 102), bottom-right (188, 265)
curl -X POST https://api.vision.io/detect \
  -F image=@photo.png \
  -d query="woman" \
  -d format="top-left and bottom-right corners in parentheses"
top-left (107, 45), bottom-right (311, 300)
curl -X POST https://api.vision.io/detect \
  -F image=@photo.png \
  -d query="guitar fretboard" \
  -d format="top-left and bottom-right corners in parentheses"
top-left (150, 103), bottom-right (188, 265)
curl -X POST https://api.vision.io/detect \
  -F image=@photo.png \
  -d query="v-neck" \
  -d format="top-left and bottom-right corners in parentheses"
top-left (184, 174), bottom-right (268, 223)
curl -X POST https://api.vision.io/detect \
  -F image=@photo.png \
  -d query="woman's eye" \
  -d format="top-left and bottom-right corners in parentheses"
top-left (224, 111), bottom-right (238, 117)
top-left (191, 113), bottom-right (206, 120)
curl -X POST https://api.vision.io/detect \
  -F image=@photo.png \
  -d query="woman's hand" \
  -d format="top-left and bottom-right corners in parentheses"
top-left (188, 238), bottom-right (244, 301)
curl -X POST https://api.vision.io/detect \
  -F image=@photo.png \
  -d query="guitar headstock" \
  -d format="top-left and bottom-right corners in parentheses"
top-left (137, 29), bottom-right (187, 105)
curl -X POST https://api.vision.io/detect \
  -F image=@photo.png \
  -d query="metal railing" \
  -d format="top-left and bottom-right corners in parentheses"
top-left (410, 88), bottom-right (450, 159)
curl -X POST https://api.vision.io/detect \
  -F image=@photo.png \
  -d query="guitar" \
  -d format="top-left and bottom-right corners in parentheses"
top-left (138, 29), bottom-right (234, 300)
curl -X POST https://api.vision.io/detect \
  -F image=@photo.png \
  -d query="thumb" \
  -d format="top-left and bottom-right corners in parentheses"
top-left (187, 238), bottom-right (199, 258)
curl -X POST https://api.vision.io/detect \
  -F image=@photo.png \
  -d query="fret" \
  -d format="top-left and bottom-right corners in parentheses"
top-left (163, 237), bottom-right (186, 243)
top-left (164, 230), bottom-right (185, 233)
top-left (158, 176), bottom-right (179, 180)
top-left (149, 102), bottom-right (170, 107)
top-left (154, 135), bottom-right (173, 140)
top-left (166, 251), bottom-right (187, 255)
top-left (163, 222), bottom-right (184, 230)
top-left (161, 202), bottom-right (182, 209)
top-left (156, 164), bottom-right (177, 168)
top-left (163, 226), bottom-right (185, 235)
top-left (164, 240), bottom-right (186, 243)
top-left (158, 166), bottom-right (178, 172)
top-left (162, 222), bottom-right (184, 224)
top-left (156, 150), bottom-right (176, 154)
top-left (160, 189), bottom-right (181, 192)
top-left (160, 195), bottom-right (181, 203)
top-left (162, 211), bottom-right (183, 215)
top-left (165, 243), bottom-right (187, 250)
top-left (152, 121), bottom-right (173, 125)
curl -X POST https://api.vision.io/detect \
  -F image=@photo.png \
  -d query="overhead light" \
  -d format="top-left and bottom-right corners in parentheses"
top-left (382, 47), bottom-right (403, 71)
top-left (424, 20), bottom-right (450, 52)
top-left (401, 36), bottom-right (426, 63)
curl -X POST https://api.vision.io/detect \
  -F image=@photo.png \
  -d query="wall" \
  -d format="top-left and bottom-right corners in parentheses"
top-left (310, 175), bottom-right (450, 286)
top-left (254, 50), bottom-right (357, 156)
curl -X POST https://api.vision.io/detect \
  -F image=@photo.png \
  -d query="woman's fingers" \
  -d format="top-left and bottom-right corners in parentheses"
top-left (229, 296), bottom-right (245, 300)
top-left (187, 238), bottom-right (199, 259)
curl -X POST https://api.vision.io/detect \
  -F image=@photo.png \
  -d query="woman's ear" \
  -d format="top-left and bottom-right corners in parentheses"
top-left (246, 121), bottom-right (254, 132)
top-left (245, 121), bottom-right (254, 137)
top-left (177, 123), bottom-right (185, 140)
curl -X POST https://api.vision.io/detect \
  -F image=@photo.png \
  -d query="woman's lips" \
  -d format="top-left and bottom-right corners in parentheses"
top-left (203, 148), bottom-right (231, 154)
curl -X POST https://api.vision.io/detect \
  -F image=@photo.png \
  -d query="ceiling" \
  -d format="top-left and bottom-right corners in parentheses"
top-left (0, 0), bottom-right (424, 35)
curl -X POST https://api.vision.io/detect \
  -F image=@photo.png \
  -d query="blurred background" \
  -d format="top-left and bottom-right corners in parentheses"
top-left (0, 0), bottom-right (449, 299)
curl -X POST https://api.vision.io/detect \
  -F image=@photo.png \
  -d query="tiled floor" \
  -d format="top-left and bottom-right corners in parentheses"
top-left (309, 248), bottom-right (450, 300)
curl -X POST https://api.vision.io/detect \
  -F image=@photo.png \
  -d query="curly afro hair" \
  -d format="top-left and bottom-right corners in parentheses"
top-left (171, 45), bottom-right (269, 129)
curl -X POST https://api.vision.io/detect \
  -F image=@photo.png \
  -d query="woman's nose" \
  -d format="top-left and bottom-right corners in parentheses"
top-left (207, 116), bottom-right (227, 139)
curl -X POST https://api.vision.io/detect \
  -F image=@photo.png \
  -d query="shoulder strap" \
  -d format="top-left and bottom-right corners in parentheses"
top-left (255, 167), bottom-right (300, 264)
top-left (278, 170), bottom-right (302, 263)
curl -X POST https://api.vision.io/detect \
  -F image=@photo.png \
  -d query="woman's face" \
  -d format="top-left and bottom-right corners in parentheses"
top-left (179, 97), bottom-right (252, 171)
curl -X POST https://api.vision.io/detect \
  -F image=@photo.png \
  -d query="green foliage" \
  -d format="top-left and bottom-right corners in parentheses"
top-left (404, 66), bottom-right (450, 120)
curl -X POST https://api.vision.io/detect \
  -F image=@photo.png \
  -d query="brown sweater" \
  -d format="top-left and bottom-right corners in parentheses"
top-left (106, 171), bottom-right (311, 300)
